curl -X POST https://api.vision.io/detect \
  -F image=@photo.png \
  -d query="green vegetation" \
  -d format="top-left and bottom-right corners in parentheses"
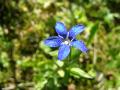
top-left (0, 0), bottom-right (120, 90)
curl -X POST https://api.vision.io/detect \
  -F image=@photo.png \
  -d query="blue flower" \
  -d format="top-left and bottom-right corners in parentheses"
top-left (44, 22), bottom-right (88, 60)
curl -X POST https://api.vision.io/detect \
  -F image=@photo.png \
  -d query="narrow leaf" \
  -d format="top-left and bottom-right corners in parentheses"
top-left (87, 22), bottom-right (99, 45)
top-left (70, 67), bottom-right (93, 79)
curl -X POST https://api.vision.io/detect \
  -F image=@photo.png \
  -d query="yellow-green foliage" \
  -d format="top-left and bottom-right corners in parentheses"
top-left (0, 0), bottom-right (120, 90)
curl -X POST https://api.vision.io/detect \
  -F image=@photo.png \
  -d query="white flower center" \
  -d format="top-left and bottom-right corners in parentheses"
top-left (64, 41), bottom-right (69, 45)
top-left (61, 32), bottom-right (74, 46)
top-left (62, 39), bottom-right (71, 45)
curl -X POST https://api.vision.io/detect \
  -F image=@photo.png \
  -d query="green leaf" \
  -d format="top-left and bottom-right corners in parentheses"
top-left (39, 41), bottom-right (51, 53)
top-left (49, 50), bottom-right (58, 57)
top-left (35, 78), bottom-right (47, 90)
top-left (87, 22), bottom-right (99, 45)
top-left (70, 68), bottom-right (93, 79)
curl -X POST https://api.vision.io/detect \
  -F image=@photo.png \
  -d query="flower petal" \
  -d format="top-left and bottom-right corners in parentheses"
top-left (55, 22), bottom-right (67, 38)
top-left (71, 40), bottom-right (88, 53)
top-left (58, 44), bottom-right (70, 60)
top-left (69, 24), bottom-right (85, 38)
top-left (44, 36), bottom-right (62, 47)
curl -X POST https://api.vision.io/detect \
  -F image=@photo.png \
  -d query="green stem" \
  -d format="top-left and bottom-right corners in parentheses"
top-left (67, 48), bottom-right (71, 65)
top-left (69, 48), bottom-right (71, 61)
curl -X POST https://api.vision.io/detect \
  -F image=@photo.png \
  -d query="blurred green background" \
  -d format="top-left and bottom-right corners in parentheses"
top-left (0, 0), bottom-right (120, 90)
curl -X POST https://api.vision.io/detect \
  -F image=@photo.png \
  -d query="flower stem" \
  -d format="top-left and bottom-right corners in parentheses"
top-left (68, 48), bottom-right (71, 63)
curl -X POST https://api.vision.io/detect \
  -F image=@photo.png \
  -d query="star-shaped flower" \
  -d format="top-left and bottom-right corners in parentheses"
top-left (44, 22), bottom-right (88, 60)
